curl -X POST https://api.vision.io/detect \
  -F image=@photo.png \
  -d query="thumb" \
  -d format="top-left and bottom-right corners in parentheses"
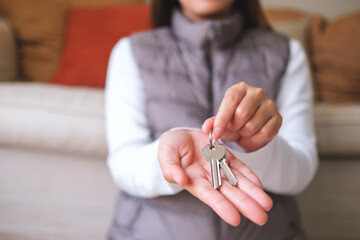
top-left (158, 133), bottom-right (189, 187)
top-left (202, 116), bottom-right (216, 135)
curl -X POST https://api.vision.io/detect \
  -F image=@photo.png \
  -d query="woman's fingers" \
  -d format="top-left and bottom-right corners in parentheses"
top-left (184, 178), bottom-right (241, 226)
top-left (205, 83), bottom-right (275, 141)
top-left (227, 88), bottom-right (264, 132)
top-left (237, 115), bottom-right (282, 152)
top-left (184, 160), bottom-right (272, 226)
top-left (218, 156), bottom-right (273, 225)
top-left (212, 83), bottom-right (247, 139)
top-left (237, 103), bottom-right (271, 137)
top-left (226, 152), bottom-right (263, 189)
top-left (233, 168), bottom-right (273, 211)
top-left (202, 116), bottom-right (215, 134)
top-left (203, 117), bottom-right (241, 142)
top-left (225, 152), bottom-right (273, 211)
top-left (220, 181), bottom-right (269, 226)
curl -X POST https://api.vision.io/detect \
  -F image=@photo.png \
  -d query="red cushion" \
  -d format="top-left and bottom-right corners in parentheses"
top-left (51, 4), bottom-right (150, 88)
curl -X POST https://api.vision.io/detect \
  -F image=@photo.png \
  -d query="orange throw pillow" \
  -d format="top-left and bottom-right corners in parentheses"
top-left (52, 4), bottom-right (150, 88)
top-left (311, 11), bottom-right (360, 103)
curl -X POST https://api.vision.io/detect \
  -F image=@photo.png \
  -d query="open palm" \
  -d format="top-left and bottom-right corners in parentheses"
top-left (158, 130), bottom-right (273, 226)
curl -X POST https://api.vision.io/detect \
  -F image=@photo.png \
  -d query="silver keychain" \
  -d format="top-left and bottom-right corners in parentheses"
top-left (201, 130), bottom-right (238, 189)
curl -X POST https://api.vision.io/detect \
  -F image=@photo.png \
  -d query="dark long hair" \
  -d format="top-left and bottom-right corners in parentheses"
top-left (151, 0), bottom-right (270, 30)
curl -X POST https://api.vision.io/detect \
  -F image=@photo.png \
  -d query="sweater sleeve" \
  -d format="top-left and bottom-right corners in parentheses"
top-left (105, 37), bottom-right (183, 198)
top-left (223, 39), bottom-right (319, 195)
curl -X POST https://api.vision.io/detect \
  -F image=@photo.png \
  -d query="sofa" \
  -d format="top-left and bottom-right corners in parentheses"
top-left (0, 0), bottom-right (360, 239)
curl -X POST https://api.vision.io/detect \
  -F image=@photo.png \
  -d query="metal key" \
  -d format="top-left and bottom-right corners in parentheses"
top-left (202, 143), bottom-right (226, 189)
top-left (215, 148), bottom-right (237, 186)
top-left (201, 130), bottom-right (238, 188)
top-left (219, 158), bottom-right (238, 186)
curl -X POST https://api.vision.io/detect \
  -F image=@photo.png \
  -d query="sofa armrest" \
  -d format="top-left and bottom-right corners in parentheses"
top-left (0, 16), bottom-right (17, 82)
top-left (0, 82), bottom-right (107, 157)
top-left (315, 103), bottom-right (360, 156)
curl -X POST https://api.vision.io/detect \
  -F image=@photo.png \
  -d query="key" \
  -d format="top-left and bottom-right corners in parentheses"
top-left (219, 158), bottom-right (238, 186)
top-left (202, 143), bottom-right (226, 189)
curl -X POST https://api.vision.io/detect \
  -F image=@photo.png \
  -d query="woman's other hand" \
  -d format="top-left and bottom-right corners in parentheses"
top-left (158, 130), bottom-right (273, 226)
top-left (203, 82), bottom-right (282, 152)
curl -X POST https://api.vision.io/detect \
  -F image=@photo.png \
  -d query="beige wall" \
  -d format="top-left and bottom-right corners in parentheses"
top-left (261, 0), bottom-right (360, 19)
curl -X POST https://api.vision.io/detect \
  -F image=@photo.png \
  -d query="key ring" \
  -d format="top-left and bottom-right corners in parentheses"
top-left (209, 129), bottom-right (215, 149)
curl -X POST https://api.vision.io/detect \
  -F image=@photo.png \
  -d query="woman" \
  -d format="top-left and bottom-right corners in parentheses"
top-left (105, 0), bottom-right (318, 239)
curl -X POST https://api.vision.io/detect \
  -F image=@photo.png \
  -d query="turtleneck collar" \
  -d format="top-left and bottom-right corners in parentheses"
top-left (171, 9), bottom-right (243, 50)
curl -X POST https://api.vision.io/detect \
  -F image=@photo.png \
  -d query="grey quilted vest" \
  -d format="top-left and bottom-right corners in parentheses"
top-left (109, 10), bottom-right (306, 240)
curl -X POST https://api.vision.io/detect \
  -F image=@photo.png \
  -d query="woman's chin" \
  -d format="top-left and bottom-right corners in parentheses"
top-left (180, 0), bottom-right (235, 21)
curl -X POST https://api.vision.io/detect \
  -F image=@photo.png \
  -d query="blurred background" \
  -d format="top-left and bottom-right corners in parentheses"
top-left (0, 0), bottom-right (359, 239)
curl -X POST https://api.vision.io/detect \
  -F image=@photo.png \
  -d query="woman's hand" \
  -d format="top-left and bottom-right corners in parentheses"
top-left (158, 130), bottom-right (273, 226)
top-left (202, 82), bottom-right (282, 152)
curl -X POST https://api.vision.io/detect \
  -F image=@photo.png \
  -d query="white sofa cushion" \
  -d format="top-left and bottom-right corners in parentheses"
top-left (0, 82), bottom-right (107, 157)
